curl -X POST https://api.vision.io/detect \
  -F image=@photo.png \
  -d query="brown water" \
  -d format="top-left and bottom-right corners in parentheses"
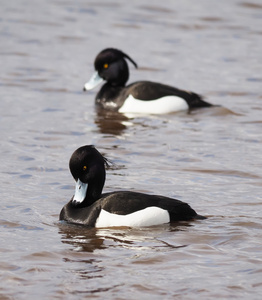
top-left (1, 0), bottom-right (262, 299)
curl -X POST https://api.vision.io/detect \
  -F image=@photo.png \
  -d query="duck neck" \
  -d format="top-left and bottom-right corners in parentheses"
top-left (96, 84), bottom-right (125, 110)
top-left (82, 171), bottom-right (105, 207)
top-left (88, 180), bottom-right (103, 203)
top-left (109, 59), bottom-right (129, 86)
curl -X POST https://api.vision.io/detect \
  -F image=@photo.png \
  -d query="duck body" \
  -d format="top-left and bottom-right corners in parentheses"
top-left (84, 48), bottom-right (213, 114)
top-left (60, 191), bottom-right (202, 227)
top-left (59, 145), bottom-right (206, 228)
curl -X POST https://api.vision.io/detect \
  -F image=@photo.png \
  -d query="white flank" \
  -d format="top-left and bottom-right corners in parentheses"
top-left (95, 207), bottom-right (170, 228)
top-left (119, 94), bottom-right (189, 114)
top-left (73, 179), bottom-right (88, 204)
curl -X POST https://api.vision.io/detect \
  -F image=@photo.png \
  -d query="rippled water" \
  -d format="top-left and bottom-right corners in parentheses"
top-left (1, 0), bottom-right (262, 299)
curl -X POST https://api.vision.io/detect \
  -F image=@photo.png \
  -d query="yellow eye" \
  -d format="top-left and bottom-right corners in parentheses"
top-left (103, 63), bottom-right (109, 69)
top-left (83, 166), bottom-right (87, 171)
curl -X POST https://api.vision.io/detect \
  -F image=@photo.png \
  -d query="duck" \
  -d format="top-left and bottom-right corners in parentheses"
top-left (59, 145), bottom-right (206, 227)
top-left (83, 48), bottom-right (213, 114)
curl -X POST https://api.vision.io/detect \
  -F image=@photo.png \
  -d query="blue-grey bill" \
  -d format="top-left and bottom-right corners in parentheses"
top-left (83, 71), bottom-right (103, 91)
top-left (73, 178), bottom-right (88, 204)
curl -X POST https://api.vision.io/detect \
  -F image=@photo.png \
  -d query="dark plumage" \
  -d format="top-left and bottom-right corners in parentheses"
top-left (60, 145), bottom-right (206, 227)
top-left (83, 48), bottom-right (213, 113)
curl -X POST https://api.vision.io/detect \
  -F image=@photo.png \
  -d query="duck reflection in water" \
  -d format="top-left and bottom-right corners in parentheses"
top-left (94, 110), bottom-right (131, 135)
top-left (58, 222), bottom-right (191, 253)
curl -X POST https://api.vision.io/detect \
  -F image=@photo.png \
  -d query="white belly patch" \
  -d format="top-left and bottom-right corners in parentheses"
top-left (95, 207), bottom-right (170, 228)
top-left (119, 94), bottom-right (189, 114)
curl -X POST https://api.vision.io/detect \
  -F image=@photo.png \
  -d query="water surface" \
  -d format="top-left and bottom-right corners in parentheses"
top-left (0, 0), bottom-right (262, 299)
